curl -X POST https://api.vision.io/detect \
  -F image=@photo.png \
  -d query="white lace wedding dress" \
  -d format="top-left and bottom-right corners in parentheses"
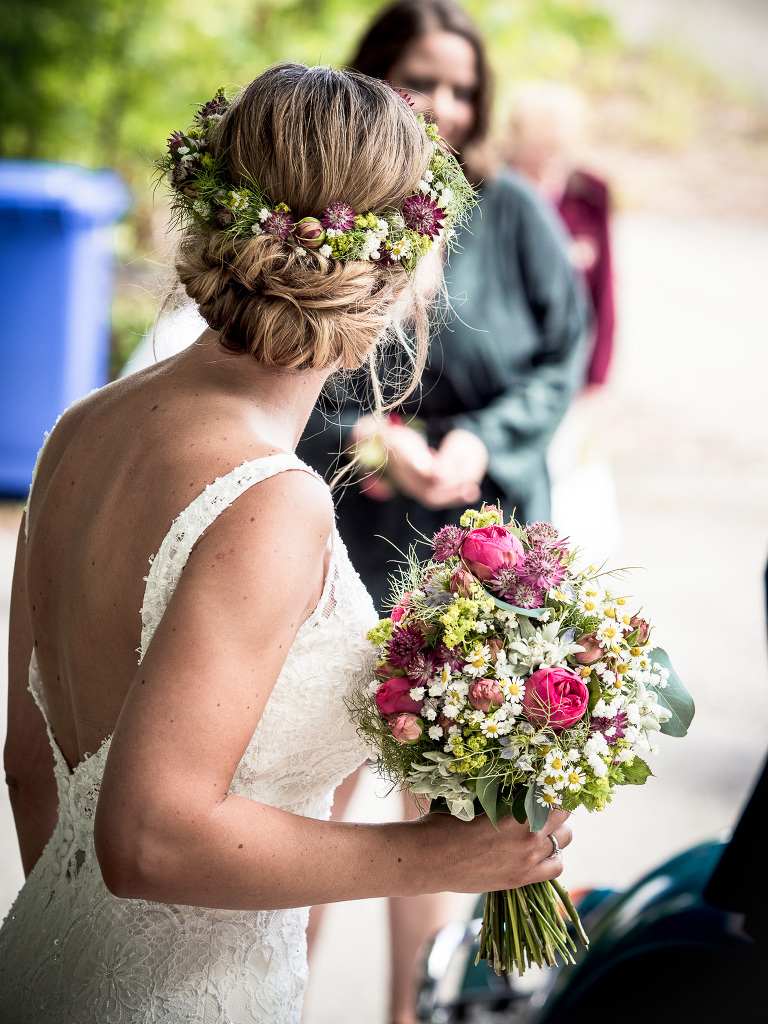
top-left (0, 453), bottom-right (378, 1023)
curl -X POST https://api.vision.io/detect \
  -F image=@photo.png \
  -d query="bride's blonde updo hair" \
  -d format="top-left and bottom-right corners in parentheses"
top-left (175, 62), bottom-right (434, 373)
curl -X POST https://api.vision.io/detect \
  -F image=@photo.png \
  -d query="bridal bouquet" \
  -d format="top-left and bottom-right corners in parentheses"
top-left (351, 505), bottom-right (694, 976)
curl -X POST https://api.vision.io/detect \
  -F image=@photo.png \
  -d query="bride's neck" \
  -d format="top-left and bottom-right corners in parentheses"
top-left (189, 329), bottom-right (335, 452)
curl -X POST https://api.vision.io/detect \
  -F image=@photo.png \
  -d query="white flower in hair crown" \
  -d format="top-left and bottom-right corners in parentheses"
top-left (157, 86), bottom-right (477, 274)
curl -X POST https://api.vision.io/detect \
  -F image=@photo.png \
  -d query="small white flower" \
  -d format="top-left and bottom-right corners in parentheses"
top-left (177, 145), bottom-right (190, 156)
top-left (409, 686), bottom-right (425, 701)
top-left (250, 223), bottom-right (263, 235)
top-left (376, 218), bottom-right (389, 236)
top-left (418, 179), bottom-right (431, 192)
top-left (437, 186), bottom-right (454, 209)
top-left (258, 208), bottom-right (270, 222)
top-left (565, 768), bottom-right (586, 791)
top-left (515, 754), bottom-right (535, 772)
top-left (428, 725), bottom-right (444, 740)
top-left (536, 786), bottom-right (561, 808)
top-left (424, 169), bottom-right (435, 182)
top-left (423, 705), bottom-right (437, 721)
top-left (442, 701), bottom-right (462, 720)
top-left (319, 244), bottom-right (332, 258)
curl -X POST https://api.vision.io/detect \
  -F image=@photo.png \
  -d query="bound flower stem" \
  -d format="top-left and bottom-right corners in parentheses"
top-left (476, 881), bottom-right (588, 976)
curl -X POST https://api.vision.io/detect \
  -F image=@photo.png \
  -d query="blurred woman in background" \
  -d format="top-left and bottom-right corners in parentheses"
top-left (299, 5), bottom-right (586, 1023)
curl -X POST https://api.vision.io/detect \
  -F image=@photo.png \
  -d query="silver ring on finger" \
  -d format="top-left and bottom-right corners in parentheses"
top-left (549, 833), bottom-right (561, 858)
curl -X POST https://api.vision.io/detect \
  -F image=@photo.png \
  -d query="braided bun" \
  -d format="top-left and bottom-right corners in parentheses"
top-left (173, 63), bottom-right (433, 371)
top-left (179, 230), bottom-right (405, 370)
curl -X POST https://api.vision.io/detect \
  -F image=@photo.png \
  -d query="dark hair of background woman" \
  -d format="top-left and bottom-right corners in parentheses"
top-left (347, 0), bottom-right (494, 176)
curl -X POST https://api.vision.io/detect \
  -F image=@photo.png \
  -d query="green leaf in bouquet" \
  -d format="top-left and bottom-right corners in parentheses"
top-left (650, 647), bottom-right (695, 737)
top-left (476, 772), bottom-right (501, 827)
top-left (586, 673), bottom-right (602, 715)
top-left (524, 784), bottom-right (550, 832)
top-left (621, 757), bottom-right (653, 785)
top-left (512, 787), bottom-right (528, 824)
top-left (482, 588), bottom-right (549, 619)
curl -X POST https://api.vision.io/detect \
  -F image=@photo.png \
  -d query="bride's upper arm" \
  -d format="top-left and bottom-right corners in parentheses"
top-left (95, 468), bottom-right (333, 867)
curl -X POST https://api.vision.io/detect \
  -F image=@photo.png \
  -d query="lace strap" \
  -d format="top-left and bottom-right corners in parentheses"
top-left (138, 453), bottom-right (324, 661)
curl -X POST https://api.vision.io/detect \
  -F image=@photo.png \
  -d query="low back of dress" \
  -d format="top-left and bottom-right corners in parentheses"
top-left (0, 453), bottom-right (377, 1024)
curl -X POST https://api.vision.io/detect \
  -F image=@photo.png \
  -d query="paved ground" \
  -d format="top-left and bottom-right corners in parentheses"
top-left (1, 211), bottom-right (767, 1022)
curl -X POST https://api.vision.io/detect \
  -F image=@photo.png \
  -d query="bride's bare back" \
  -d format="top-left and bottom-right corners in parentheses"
top-left (24, 337), bottom-right (329, 773)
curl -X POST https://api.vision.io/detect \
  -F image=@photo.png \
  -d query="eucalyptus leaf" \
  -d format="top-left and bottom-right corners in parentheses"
top-left (483, 588), bottom-right (548, 619)
top-left (476, 773), bottom-right (501, 828)
top-left (587, 675), bottom-right (601, 715)
top-left (524, 784), bottom-right (549, 832)
top-left (651, 647), bottom-right (695, 737)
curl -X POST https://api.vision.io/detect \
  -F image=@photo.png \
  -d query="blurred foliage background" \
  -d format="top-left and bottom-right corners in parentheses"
top-left (2, 0), bottom-right (765, 374)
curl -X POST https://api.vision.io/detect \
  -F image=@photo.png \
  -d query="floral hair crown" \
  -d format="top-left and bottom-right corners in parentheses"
top-left (158, 87), bottom-right (476, 274)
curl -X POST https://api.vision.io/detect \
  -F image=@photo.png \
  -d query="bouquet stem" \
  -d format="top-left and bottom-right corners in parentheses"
top-left (476, 881), bottom-right (588, 976)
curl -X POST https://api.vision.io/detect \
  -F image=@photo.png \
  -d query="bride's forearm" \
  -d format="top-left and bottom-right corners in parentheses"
top-left (97, 794), bottom-right (444, 908)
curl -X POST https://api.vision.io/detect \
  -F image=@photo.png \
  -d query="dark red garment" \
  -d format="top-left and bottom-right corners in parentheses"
top-left (557, 170), bottom-right (615, 385)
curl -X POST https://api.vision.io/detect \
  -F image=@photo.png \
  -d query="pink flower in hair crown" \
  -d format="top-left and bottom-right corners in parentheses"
top-left (321, 201), bottom-right (356, 231)
top-left (262, 208), bottom-right (295, 239)
top-left (403, 193), bottom-right (445, 238)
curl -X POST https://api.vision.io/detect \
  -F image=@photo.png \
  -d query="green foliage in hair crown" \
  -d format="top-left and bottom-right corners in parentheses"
top-left (157, 87), bottom-right (477, 274)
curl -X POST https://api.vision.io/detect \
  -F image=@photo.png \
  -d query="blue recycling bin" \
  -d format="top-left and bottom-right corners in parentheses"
top-left (0, 161), bottom-right (131, 496)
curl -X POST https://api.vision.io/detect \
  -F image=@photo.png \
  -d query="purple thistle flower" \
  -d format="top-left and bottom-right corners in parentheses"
top-left (526, 521), bottom-right (570, 552)
top-left (199, 91), bottom-right (229, 120)
top-left (517, 545), bottom-right (568, 591)
top-left (432, 524), bottom-right (466, 561)
top-left (170, 162), bottom-right (193, 187)
top-left (434, 642), bottom-right (465, 672)
top-left (387, 625), bottom-right (426, 669)
top-left (321, 201), bottom-right (356, 231)
top-left (403, 194), bottom-right (445, 238)
top-left (490, 567), bottom-right (519, 600)
top-left (508, 581), bottom-right (545, 609)
top-left (385, 82), bottom-right (415, 107)
top-left (214, 208), bottom-right (235, 230)
top-left (407, 650), bottom-right (437, 686)
top-left (591, 709), bottom-right (629, 743)
top-left (262, 209), bottom-right (295, 240)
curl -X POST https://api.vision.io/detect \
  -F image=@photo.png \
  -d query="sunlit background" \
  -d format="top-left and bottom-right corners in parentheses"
top-left (1, 2), bottom-right (767, 1021)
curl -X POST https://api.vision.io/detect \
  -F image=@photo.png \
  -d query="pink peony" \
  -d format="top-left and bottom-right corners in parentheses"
top-left (388, 714), bottom-right (424, 744)
top-left (449, 569), bottom-right (475, 597)
top-left (461, 526), bottom-right (525, 583)
top-left (522, 666), bottom-right (589, 731)
top-left (391, 592), bottom-right (412, 624)
top-left (293, 216), bottom-right (326, 249)
top-left (376, 677), bottom-right (424, 717)
top-left (574, 632), bottom-right (605, 665)
top-left (627, 616), bottom-right (651, 644)
top-left (468, 679), bottom-right (504, 713)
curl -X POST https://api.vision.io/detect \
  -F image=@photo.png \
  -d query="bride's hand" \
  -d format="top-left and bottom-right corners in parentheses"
top-left (411, 807), bottom-right (572, 894)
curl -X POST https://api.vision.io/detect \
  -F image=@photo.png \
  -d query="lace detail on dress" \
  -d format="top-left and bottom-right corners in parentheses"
top-left (0, 453), bottom-right (378, 1023)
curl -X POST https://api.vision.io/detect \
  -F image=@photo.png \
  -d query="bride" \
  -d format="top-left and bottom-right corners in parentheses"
top-left (0, 63), bottom-right (572, 1023)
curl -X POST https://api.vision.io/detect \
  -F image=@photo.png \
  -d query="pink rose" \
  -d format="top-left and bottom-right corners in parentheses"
top-left (628, 616), bottom-right (651, 644)
top-left (468, 679), bottom-right (504, 713)
top-left (449, 569), bottom-right (475, 597)
top-left (522, 666), bottom-right (589, 731)
top-left (293, 216), bottom-right (326, 249)
top-left (376, 677), bottom-right (423, 717)
top-left (375, 661), bottom-right (399, 680)
top-left (388, 714), bottom-right (424, 744)
top-left (574, 632), bottom-right (605, 665)
top-left (486, 638), bottom-right (504, 665)
top-left (391, 592), bottom-right (412, 624)
top-left (461, 525), bottom-right (525, 582)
